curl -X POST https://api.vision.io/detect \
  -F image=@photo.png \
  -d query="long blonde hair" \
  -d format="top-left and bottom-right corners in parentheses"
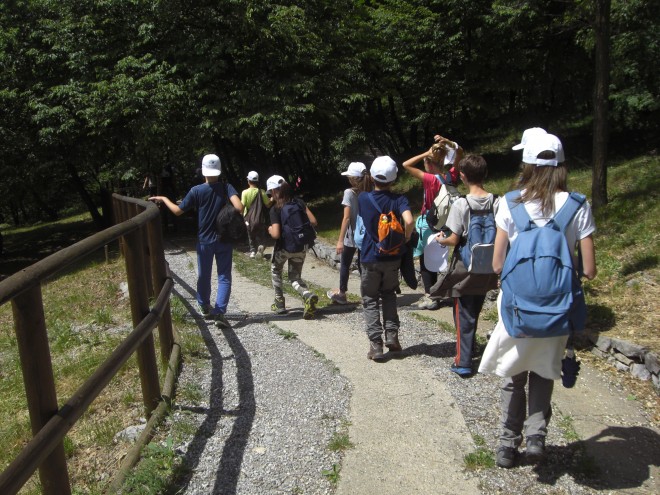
top-left (348, 170), bottom-right (374, 194)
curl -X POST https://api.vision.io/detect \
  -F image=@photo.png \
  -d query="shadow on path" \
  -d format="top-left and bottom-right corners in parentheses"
top-left (169, 272), bottom-right (256, 495)
top-left (531, 425), bottom-right (660, 491)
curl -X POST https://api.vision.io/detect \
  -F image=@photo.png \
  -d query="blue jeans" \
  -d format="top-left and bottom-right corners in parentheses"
top-left (196, 240), bottom-right (233, 315)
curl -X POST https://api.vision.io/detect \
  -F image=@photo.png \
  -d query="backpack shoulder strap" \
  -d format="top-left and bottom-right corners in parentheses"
top-left (552, 192), bottom-right (586, 232)
top-left (366, 192), bottom-right (381, 214)
top-left (505, 190), bottom-right (533, 232)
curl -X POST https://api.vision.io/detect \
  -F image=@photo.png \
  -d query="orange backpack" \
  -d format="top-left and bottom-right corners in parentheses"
top-left (367, 193), bottom-right (405, 255)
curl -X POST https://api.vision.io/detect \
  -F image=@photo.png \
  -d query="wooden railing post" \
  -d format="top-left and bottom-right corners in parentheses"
top-left (12, 286), bottom-right (71, 495)
top-left (122, 206), bottom-right (161, 416)
top-left (147, 217), bottom-right (174, 363)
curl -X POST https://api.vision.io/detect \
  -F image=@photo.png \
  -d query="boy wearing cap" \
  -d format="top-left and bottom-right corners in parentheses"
top-left (402, 134), bottom-right (463, 310)
top-left (359, 156), bottom-right (414, 360)
top-left (478, 133), bottom-right (597, 468)
top-left (150, 154), bottom-right (243, 329)
top-left (241, 171), bottom-right (271, 259)
top-left (327, 162), bottom-right (373, 304)
top-left (433, 154), bottom-right (499, 377)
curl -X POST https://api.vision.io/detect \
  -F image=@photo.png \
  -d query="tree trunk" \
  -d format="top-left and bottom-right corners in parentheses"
top-left (591, 0), bottom-right (611, 209)
top-left (66, 162), bottom-right (104, 228)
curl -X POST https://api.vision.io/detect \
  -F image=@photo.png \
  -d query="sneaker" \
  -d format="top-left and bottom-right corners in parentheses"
top-left (271, 296), bottom-right (286, 314)
top-left (326, 290), bottom-right (347, 305)
top-left (256, 245), bottom-right (265, 259)
top-left (303, 293), bottom-right (319, 320)
top-left (412, 295), bottom-right (440, 310)
top-left (561, 355), bottom-right (581, 388)
top-left (199, 304), bottom-right (212, 318)
top-left (449, 364), bottom-right (473, 377)
top-left (367, 341), bottom-right (385, 361)
top-left (496, 446), bottom-right (517, 469)
top-left (384, 333), bottom-right (402, 352)
top-left (249, 251), bottom-right (256, 259)
top-left (525, 435), bottom-right (545, 462)
top-left (214, 313), bottom-right (231, 329)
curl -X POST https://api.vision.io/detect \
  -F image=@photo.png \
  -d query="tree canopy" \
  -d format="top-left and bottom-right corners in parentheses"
top-left (0, 0), bottom-right (657, 225)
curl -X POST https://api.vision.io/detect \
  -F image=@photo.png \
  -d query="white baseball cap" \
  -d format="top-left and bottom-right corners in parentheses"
top-left (523, 133), bottom-right (565, 167)
top-left (266, 175), bottom-right (286, 191)
top-left (370, 156), bottom-right (397, 183)
top-left (247, 171), bottom-right (259, 181)
top-left (341, 162), bottom-right (367, 177)
top-left (423, 235), bottom-right (449, 272)
top-left (512, 127), bottom-right (547, 150)
top-left (201, 154), bottom-right (221, 176)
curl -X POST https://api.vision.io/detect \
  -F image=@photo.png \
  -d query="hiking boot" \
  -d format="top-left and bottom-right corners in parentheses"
top-left (412, 295), bottom-right (440, 310)
top-left (214, 313), bottom-right (231, 329)
top-left (367, 341), bottom-right (385, 361)
top-left (303, 293), bottom-right (319, 320)
top-left (449, 364), bottom-right (473, 377)
top-left (256, 245), bottom-right (265, 259)
top-left (384, 332), bottom-right (402, 352)
top-left (561, 355), bottom-right (581, 388)
top-left (271, 296), bottom-right (286, 314)
top-left (326, 290), bottom-right (348, 305)
top-left (249, 251), bottom-right (256, 259)
top-left (525, 435), bottom-right (545, 462)
top-left (496, 446), bottom-right (517, 469)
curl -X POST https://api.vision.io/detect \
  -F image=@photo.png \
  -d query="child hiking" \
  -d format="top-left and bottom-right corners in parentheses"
top-left (432, 154), bottom-right (499, 377)
top-left (150, 154), bottom-right (243, 329)
top-left (478, 133), bottom-right (597, 469)
top-left (266, 175), bottom-right (319, 320)
top-left (359, 156), bottom-right (414, 361)
top-left (402, 134), bottom-right (463, 310)
top-left (241, 170), bottom-right (271, 259)
top-left (327, 162), bottom-right (373, 305)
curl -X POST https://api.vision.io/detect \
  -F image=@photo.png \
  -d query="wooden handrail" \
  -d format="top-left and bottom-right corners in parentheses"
top-left (0, 194), bottom-right (176, 495)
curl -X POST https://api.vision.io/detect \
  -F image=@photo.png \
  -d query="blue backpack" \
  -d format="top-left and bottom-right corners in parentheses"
top-left (280, 199), bottom-right (316, 252)
top-left (500, 190), bottom-right (587, 338)
top-left (354, 214), bottom-right (365, 250)
top-left (457, 197), bottom-right (497, 274)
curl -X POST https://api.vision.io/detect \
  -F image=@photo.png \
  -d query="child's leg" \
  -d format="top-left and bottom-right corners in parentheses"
top-left (196, 243), bottom-right (215, 308)
top-left (213, 242), bottom-right (233, 314)
top-left (524, 372), bottom-right (554, 439)
top-left (270, 249), bottom-right (287, 298)
top-left (500, 372), bottom-right (528, 449)
top-left (338, 246), bottom-right (357, 293)
top-left (286, 251), bottom-right (313, 299)
top-left (380, 260), bottom-right (402, 338)
top-left (453, 294), bottom-right (486, 368)
top-left (360, 262), bottom-right (384, 343)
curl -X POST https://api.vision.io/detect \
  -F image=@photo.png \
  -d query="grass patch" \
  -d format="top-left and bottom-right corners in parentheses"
top-left (277, 327), bottom-right (298, 340)
top-left (556, 414), bottom-right (580, 443)
top-left (123, 437), bottom-right (181, 494)
top-left (327, 432), bottom-right (354, 452)
top-left (463, 434), bottom-right (495, 470)
top-left (322, 463), bottom-right (341, 485)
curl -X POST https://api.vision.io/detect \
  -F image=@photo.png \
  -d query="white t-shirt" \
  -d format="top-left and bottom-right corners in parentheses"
top-left (341, 188), bottom-right (359, 248)
top-left (446, 193), bottom-right (500, 238)
top-left (478, 191), bottom-right (596, 380)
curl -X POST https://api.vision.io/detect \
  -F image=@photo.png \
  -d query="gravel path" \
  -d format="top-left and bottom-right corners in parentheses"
top-left (162, 240), bottom-right (659, 495)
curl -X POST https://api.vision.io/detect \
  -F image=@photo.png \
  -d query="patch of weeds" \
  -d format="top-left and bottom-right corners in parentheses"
top-left (322, 463), bottom-right (341, 485)
top-left (172, 415), bottom-right (198, 441)
top-left (410, 313), bottom-right (437, 325)
top-left (463, 434), bottom-right (495, 470)
top-left (169, 296), bottom-right (190, 325)
top-left (556, 414), bottom-right (580, 442)
top-left (437, 321), bottom-right (454, 333)
top-left (63, 435), bottom-right (77, 458)
top-left (122, 389), bottom-right (137, 406)
top-left (89, 416), bottom-right (122, 446)
top-left (277, 327), bottom-right (298, 340)
top-left (482, 306), bottom-right (498, 322)
top-left (627, 394), bottom-right (637, 401)
top-left (92, 307), bottom-right (113, 326)
top-left (179, 382), bottom-right (204, 405)
top-left (180, 331), bottom-right (207, 358)
top-left (123, 437), bottom-right (179, 494)
top-left (327, 432), bottom-right (354, 452)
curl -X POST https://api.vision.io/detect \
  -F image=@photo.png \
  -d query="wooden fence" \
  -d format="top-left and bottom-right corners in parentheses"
top-left (0, 195), bottom-right (176, 494)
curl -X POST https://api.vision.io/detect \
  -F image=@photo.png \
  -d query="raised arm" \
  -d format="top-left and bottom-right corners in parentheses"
top-left (402, 148), bottom-right (432, 181)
